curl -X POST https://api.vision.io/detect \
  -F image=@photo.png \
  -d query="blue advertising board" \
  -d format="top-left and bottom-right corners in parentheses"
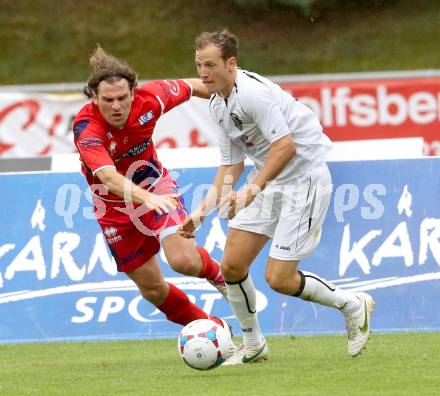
top-left (0, 158), bottom-right (439, 343)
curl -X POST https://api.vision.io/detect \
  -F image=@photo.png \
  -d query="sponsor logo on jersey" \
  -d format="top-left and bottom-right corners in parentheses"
top-left (230, 113), bottom-right (243, 130)
top-left (165, 80), bottom-right (181, 96)
top-left (114, 138), bottom-right (152, 163)
top-left (78, 136), bottom-right (104, 148)
top-left (109, 141), bottom-right (117, 156)
top-left (138, 110), bottom-right (154, 125)
top-left (156, 80), bottom-right (182, 100)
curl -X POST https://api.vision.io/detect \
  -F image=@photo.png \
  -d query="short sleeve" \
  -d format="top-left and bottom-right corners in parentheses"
top-left (138, 79), bottom-right (192, 115)
top-left (216, 124), bottom-right (246, 165)
top-left (243, 87), bottom-right (290, 144)
top-left (73, 117), bottom-right (115, 174)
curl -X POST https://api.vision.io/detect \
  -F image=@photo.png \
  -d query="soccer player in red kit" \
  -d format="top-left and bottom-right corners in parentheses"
top-left (72, 46), bottom-right (227, 328)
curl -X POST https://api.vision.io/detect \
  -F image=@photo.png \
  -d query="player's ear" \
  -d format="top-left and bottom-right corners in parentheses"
top-left (227, 56), bottom-right (237, 71)
top-left (92, 91), bottom-right (98, 105)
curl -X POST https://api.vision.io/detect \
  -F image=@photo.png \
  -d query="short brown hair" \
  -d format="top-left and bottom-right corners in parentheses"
top-left (82, 46), bottom-right (138, 98)
top-left (194, 29), bottom-right (239, 60)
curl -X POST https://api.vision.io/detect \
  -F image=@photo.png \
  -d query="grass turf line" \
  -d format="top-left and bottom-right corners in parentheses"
top-left (0, 332), bottom-right (439, 396)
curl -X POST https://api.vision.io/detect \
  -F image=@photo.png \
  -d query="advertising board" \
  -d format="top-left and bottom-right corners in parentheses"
top-left (1, 158), bottom-right (439, 343)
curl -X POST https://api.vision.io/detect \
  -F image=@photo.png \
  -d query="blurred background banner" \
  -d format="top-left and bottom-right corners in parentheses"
top-left (1, 157), bottom-right (439, 343)
top-left (282, 75), bottom-right (440, 156)
top-left (0, 93), bottom-right (83, 157)
top-left (1, 71), bottom-right (439, 158)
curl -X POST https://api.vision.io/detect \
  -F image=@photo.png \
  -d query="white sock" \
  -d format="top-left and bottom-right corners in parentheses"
top-left (225, 273), bottom-right (263, 348)
top-left (295, 271), bottom-right (360, 315)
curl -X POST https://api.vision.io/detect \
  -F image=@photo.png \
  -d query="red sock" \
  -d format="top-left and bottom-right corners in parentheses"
top-left (157, 283), bottom-right (208, 326)
top-left (196, 247), bottom-right (220, 281)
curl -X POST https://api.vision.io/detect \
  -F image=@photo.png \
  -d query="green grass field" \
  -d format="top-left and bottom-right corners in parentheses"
top-left (1, 332), bottom-right (439, 396)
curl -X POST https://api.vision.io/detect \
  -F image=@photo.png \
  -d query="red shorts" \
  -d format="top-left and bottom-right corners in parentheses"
top-left (94, 173), bottom-right (187, 273)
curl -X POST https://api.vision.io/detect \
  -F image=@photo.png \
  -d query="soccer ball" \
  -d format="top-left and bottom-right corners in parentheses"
top-left (177, 319), bottom-right (231, 370)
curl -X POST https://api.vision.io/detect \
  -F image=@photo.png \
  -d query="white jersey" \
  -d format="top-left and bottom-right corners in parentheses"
top-left (209, 69), bottom-right (332, 185)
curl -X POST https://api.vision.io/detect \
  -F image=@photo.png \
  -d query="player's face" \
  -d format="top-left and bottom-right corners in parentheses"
top-left (195, 43), bottom-right (236, 98)
top-left (94, 79), bottom-right (134, 128)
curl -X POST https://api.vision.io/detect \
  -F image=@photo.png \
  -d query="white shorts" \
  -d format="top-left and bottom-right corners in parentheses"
top-left (229, 163), bottom-right (332, 261)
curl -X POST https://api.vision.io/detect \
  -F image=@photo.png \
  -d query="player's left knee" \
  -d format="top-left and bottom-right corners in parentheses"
top-left (266, 274), bottom-right (285, 293)
top-left (221, 259), bottom-right (245, 281)
top-left (266, 272), bottom-right (294, 294)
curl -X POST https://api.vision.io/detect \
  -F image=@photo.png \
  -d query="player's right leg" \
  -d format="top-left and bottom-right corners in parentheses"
top-left (161, 234), bottom-right (227, 299)
top-left (127, 256), bottom-right (235, 354)
top-left (126, 255), bottom-right (209, 325)
top-left (265, 259), bottom-right (375, 356)
top-left (96, 199), bottom-right (220, 327)
top-left (271, 163), bottom-right (375, 357)
top-left (147, 173), bottom-right (227, 299)
top-left (291, 269), bottom-right (375, 357)
top-left (221, 227), bottom-right (270, 365)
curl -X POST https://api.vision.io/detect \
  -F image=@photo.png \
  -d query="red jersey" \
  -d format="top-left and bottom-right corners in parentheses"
top-left (73, 79), bottom-right (192, 201)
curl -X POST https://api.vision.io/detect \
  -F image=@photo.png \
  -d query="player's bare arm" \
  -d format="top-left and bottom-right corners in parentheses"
top-left (249, 134), bottom-right (296, 189)
top-left (221, 135), bottom-right (296, 219)
top-left (96, 167), bottom-right (178, 214)
top-left (178, 162), bottom-right (244, 238)
top-left (185, 78), bottom-right (210, 99)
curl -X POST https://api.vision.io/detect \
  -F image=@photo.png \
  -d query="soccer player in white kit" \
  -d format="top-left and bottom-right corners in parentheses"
top-left (179, 29), bottom-right (375, 364)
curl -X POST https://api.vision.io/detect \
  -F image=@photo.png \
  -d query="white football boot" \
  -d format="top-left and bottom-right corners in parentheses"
top-left (344, 292), bottom-right (375, 357)
top-left (223, 338), bottom-right (269, 366)
top-left (207, 259), bottom-right (228, 300)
